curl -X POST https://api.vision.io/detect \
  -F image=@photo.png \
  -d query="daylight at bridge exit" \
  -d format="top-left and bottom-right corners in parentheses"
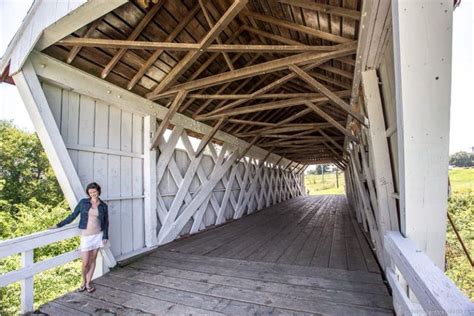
top-left (0, 0), bottom-right (473, 315)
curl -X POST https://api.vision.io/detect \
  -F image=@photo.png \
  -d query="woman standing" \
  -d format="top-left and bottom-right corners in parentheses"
top-left (54, 182), bottom-right (109, 293)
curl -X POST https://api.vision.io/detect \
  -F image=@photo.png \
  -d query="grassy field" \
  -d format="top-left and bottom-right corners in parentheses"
top-left (304, 171), bottom-right (345, 195)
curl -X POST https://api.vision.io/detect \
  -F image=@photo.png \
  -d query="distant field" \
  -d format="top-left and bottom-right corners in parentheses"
top-left (304, 172), bottom-right (345, 195)
top-left (449, 167), bottom-right (474, 195)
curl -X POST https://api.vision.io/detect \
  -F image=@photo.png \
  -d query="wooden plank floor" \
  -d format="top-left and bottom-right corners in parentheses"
top-left (38, 195), bottom-right (393, 315)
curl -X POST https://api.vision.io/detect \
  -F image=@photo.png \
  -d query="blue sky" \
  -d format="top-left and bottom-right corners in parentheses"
top-left (0, 0), bottom-right (473, 154)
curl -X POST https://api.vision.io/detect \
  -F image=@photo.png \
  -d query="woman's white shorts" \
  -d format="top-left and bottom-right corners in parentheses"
top-left (80, 232), bottom-right (103, 252)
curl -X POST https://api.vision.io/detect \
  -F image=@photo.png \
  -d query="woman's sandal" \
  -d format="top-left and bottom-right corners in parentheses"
top-left (78, 285), bottom-right (86, 292)
top-left (86, 285), bottom-right (96, 293)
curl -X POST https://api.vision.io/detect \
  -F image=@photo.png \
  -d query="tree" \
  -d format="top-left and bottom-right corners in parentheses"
top-left (0, 120), bottom-right (64, 213)
top-left (449, 151), bottom-right (474, 168)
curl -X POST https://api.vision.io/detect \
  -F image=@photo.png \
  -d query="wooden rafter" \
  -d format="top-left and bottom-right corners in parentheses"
top-left (179, 33), bottom-right (248, 114)
top-left (289, 64), bottom-right (367, 125)
top-left (101, 0), bottom-right (164, 79)
top-left (60, 38), bottom-right (341, 53)
top-left (319, 130), bottom-right (344, 151)
top-left (302, 100), bottom-right (358, 143)
top-left (149, 0), bottom-right (248, 95)
top-left (188, 92), bottom-right (332, 100)
top-left (127, 2), bottom-right (202, 90)
top-left (241, 25), bottom-right (303, 45)
top-left (197, 91), bottom-right (350, 120)
top-left (242, 10), bottom-right (351, 44)
top-left (199, 0), bottom-right (234, 71)
top-left (194, 117), bottom-right (226, 157)
top-left (148, 42), bottom-right (357, 99)
top-left (150, 90), bottom-right (188, 149)
top-left (278, 0), bottom-right (361, 20)
top-left (308, 72), bottom-right (352, 90)
top-left (67, 19), bottom-right (101, 64)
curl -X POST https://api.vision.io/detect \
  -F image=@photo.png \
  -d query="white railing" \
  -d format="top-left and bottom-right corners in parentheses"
top-left (384, 231), bottom-right (473, 315)
top-left (0, 225), bottom-right (82, 314)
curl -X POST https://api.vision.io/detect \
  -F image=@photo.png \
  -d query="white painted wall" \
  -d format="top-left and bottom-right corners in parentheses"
top-left (42, 81), bottom-right (146, 258)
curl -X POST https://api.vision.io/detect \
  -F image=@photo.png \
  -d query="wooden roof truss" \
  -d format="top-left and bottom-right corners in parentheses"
top-left (45, 0), bottom-right (365, 166)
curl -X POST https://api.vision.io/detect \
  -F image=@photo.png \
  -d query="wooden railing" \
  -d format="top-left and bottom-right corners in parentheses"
top-left (384, 231), bottom-right (473, 315)
top-left (0, 225), bottom-right (82, 313)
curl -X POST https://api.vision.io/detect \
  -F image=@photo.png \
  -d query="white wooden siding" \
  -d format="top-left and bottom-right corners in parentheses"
top-left (155, 126), bottom-right (304, 244)
top-left (42, 82), bottom-right (145, 258)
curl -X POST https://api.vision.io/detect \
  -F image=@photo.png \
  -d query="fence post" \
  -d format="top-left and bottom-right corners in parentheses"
top-left (20, 250), bottom-right (34, 313)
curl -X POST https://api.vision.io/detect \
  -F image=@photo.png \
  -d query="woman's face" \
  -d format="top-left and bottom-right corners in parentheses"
top-left (88, 188), bottom-right (99, 199)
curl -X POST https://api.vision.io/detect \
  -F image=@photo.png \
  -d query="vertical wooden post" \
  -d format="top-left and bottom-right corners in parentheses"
top-left (361, 69), bottom-right (399, 240)
top-left (144, 116), bottom-right (158, 247)
top-left (20, 250), bottom-right (34, 314)
top-left (392, 0), bottom-right (453, 269)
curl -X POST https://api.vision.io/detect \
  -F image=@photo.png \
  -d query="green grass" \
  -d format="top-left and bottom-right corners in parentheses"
top-left (449, 168), bottom-right (474, 195)
top-left (446, 168), bottom-right (473, 299)
top-left (304, 172), bottom-right (345, 195)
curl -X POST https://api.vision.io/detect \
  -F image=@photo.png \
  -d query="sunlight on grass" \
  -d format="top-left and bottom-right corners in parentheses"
top-left (304, 172), bottom-right (345, 195)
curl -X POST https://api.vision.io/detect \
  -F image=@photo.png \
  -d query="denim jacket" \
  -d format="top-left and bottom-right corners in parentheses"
top-left (56, 198), bottom-right (109, 240)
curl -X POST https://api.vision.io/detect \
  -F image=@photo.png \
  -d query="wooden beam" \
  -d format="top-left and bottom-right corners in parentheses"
top-left (101, 0), bottom-right (164, 79)
top-left (303, 101), bottom-right (358, 143)
top-left (308, 71), bottom-right (352, 90)
top-left (227, 119), bottom-right (276, 127)
top-left (59, 39), bottom-right (347, 53)
top-left (278, 0), bottom-right (361, 20)
top-left (61, 38), bottom-right (338, 52)
top-left (150, 90), bottom-right (187, 149)
top-left (319, 64), bottom-right (354, 79)
top-left (148, 42), bottom-right (357, 98)
top-left (241, 25), bottom-right (303, 45)
top-left (190, 54), bottom-right (263, 117)
top-left (253, 123), bottom-right (336, 136)
top-left (194, 117), bottom-right (226, 157)
top-left (66, 20), bottom-right (101, 64)
top-left (205, 71), bottom-right (297, 116)
top-left (237, 108), bottom-right (314, 137)
top-left (319, 130), bottom-right (344, 151)
top-left (179, 48), bottom-right (246, 114)
top-left (127, 2), bottom-right (201, 90)
top-left (150, 0), bottom-right (248, 95)
top-left (243, 10), bottom-right (351, 44)
top-left (197, 91), bottom-right (350, 120)
top-left (199, 0), bottom-right (234, 71)
top-left (289, 64), bottom-right (367, 126)
top-left (188, 92), bottom-right (332, 100)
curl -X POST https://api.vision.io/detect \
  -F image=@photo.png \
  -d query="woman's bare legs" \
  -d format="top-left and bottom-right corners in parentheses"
top-left (85, 248), bottom-right (100, 287)
top-left (80, 251), bottom-right (91, 288)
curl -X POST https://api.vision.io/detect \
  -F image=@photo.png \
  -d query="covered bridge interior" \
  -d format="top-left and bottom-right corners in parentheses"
top-left (0, 0), bottom-right (472, 315)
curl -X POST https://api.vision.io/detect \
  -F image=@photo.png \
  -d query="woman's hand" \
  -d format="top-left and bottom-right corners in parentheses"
top-left (48, 225), bottom-right (57, 230)
top-left (102, 239), bottom-right (108, 246)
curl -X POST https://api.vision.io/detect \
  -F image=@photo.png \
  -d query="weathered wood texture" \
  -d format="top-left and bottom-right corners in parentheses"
top-left (39, 196), bottom-right (393, 315)
top-left (162, 195), bottom-right (380, 273)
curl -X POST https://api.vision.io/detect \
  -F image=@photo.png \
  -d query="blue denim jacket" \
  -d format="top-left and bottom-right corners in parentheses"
top-left (56, 198), bottom-right (109, 240)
